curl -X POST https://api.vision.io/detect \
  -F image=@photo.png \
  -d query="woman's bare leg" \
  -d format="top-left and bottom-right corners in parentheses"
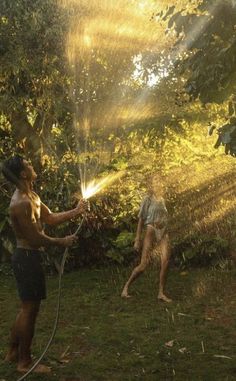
top-left (158, 234), bottom-right (172, 302)
top-left (121, 226), bottom-right (154, 297)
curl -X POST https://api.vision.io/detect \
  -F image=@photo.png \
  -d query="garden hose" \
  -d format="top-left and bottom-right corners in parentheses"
top-left (16, 217), bottom-right (85, 381)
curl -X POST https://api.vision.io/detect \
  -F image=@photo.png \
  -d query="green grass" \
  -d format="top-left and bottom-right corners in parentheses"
top-left (1, 264), bottom-right (236, 381)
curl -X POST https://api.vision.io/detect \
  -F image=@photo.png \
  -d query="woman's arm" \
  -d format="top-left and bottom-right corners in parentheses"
top-left (134, 218), bottom-right (144, 251)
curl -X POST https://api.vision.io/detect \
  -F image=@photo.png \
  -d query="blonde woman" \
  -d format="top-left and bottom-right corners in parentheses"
top-left (121, 175), bottom-right (172, 302)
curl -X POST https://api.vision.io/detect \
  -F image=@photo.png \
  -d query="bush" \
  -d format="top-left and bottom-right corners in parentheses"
top-left (173, 234), bottom-right (230, 268)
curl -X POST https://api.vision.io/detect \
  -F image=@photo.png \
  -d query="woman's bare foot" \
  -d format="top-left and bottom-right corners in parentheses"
top-left (121, 289), bottom-right (132, 298)
top-left (158, 293), bottom-right (172, 303)
top-left (17, 363), bottom-right (51, 374)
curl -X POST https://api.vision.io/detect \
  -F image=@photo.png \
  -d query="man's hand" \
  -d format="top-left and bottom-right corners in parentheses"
top-left (61, 234), bottom-right (78, 247)
top-left (76, 198), bottom-right (89, 214)
top-left (134, 238), bottom-right (141, 252)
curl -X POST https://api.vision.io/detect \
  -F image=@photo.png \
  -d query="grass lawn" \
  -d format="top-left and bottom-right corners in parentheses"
top-left (0, 264), bottom-right (236, 381)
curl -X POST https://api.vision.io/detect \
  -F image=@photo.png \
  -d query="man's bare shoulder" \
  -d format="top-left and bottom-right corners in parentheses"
top-left (10, 193), bottom-right (33, 214)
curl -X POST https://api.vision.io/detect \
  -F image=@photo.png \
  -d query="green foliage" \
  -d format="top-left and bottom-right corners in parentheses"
top-left (174, 234), bottom-right (230, 268)
top-left (106, 231), bottom-right (135, 264)
top-left (1, 109), bottom-right (235, 269)
top-left (167, 1), bottom-right (236, 104)
top-left (1, 0), bottom-right (71, 165)
top-left (0, 0), bottom-right (235, 271)
top-left (161, 0), bottom-right (236, 157)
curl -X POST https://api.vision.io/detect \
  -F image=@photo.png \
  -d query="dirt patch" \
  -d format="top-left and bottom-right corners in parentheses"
top-left (205, 307), bottom-right (234, 327)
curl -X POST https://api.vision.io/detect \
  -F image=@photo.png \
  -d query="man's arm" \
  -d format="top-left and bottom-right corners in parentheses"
top-left (40, 199), bottom-right (87, 226)
top-left (16, 201), bottom-right (76, 247)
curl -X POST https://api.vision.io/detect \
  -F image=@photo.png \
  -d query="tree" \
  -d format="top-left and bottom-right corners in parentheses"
top-left (160, 0), bottom-right (236, 156)
top-left (1, 0), bottom-right (71, 167)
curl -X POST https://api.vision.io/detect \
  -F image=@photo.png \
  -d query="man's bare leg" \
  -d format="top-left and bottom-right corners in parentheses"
top-left (4, 313), bottom-right (20, 362)
top-left (121, 227), bottom-right (154, 298)
top-left (158, 235), bottom-right (172, 303)
top-left (13, 301), bottom-right (51, 373)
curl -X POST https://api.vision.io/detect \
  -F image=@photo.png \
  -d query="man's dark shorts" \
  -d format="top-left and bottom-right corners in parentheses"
top-left (12, 248), bottom-right (46, 301)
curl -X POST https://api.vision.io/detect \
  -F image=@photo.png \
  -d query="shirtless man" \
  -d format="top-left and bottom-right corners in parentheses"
top-left (121, 174), bottom-right (172, 302)
top-left (2, 155), bottom-right (87, 373)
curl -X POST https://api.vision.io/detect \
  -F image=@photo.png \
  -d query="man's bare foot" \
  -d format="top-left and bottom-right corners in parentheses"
top-left (121, 289), bottom-right (132, 298)
top-left (158, 293), bottom-right (172, 303)
top-left (4, 350), bottom-right (18, 363)
top-left (17, 363), bottom-right (51, 374)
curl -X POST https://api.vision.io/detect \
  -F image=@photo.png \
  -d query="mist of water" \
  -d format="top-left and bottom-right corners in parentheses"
top-left (58, 0), bottom-right (172, 195)
top-left (58, 0), bottom-right (221, 199)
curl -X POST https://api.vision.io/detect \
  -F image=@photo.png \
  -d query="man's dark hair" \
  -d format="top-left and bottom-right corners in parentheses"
top-left (2, 155), bottom-right (25, 186)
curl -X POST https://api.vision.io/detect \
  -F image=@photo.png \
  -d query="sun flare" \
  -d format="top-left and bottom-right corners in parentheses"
top-left (81, 171), bottom-right (125, 199)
